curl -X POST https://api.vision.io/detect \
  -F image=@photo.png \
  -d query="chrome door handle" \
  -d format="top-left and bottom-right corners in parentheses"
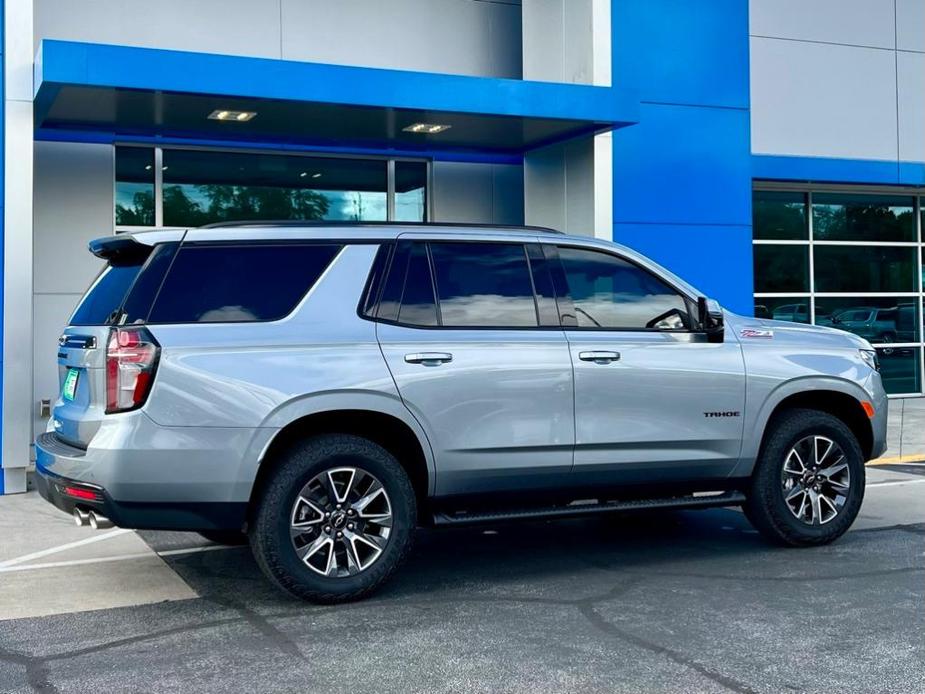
top-left (578, 350), bottom-right (620, 364)
top-left (404, 352), bottom-right (453, 366)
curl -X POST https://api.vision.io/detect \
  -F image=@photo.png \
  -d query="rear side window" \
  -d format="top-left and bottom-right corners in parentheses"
top-left (70, 258), bottom-right (149, 326)
top-left (147, 243), bottom-right (341, 323)
top-left (429, 242), bottom-right (538, 327)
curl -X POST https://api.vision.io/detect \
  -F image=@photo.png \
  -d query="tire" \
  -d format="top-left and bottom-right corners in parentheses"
top-left (197, 530), bottom-right (248, 545)
top-left (744, 408), bottom-right (865, 547)
top-left (250, 434), bottom-right (416, 603)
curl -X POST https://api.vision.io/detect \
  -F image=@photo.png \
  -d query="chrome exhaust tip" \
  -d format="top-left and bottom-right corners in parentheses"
top-left (73, 507), bottom-right (90, 527)
top-left (87, 510), bottom-right (114, 530)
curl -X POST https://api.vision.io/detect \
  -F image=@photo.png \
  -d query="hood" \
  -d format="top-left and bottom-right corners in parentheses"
top-left (725, 312), bottom-right (873, 351)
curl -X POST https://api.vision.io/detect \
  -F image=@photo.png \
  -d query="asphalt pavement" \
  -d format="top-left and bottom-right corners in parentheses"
top-left (0, 463), bottom-right (923, 694)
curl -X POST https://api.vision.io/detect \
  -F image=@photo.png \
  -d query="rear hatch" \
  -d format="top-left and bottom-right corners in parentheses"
top-left (54, 232), bottom-right (182, 448)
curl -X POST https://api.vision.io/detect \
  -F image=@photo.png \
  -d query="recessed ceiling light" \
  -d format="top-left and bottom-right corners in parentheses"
top-left (208, 109), bottom-right (257, 122)
top-left (299, 172), bottom-right (308, 178)
top-left (144, 164), bottom-right (152, 171)
top-left (402, 122), bottom-right (451, 134)
top-left (311, 172), bottom-right (322, 178)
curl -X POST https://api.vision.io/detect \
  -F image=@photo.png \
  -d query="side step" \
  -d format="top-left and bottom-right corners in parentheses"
top-left (432, 491), bottom-right (747, 527)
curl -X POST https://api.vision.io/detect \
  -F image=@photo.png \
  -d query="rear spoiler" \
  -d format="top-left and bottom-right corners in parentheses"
top-left (88, 236), bottom-right (152, 262)
top-left (88, 229), bottom-right (191, 264)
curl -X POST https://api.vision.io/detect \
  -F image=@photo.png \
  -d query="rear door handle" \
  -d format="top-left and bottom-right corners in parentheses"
top-left (578, 350), bottom-right (621, 364)
top-left (404, 352), bottom-right (453, 366)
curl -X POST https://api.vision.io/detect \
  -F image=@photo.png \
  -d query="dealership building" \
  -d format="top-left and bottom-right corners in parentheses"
top-left (0, 0), bottom-right (923, 493)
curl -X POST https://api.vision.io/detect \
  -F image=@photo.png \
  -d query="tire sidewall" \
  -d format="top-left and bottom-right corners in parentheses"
top-left (253, 435), bottom-right (416, 600)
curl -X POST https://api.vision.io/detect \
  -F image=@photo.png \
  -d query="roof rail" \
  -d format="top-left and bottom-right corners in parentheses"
top-left (197, 220), bottom-right (564, 234)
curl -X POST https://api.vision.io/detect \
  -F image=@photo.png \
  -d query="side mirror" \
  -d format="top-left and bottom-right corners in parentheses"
top-left (697, 297), bottom-right (725, 343)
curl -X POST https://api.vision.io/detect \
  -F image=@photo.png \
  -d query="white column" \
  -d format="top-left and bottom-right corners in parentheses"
top-left (3, 0), bottom-right (34, 493)
top-left (522, 0), bottom-right (613, 238)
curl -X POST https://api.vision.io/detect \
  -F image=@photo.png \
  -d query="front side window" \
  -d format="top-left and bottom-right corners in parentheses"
top-left (554, 247), bottom-right (689, 330)
top-left (148, 243), bottom-right (341, 323)
top-left (429, 242), bottom-right (538, 327)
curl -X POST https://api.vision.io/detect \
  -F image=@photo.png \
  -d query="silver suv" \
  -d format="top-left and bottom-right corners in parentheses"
top-left (35, 223), bottom-right (888, 603)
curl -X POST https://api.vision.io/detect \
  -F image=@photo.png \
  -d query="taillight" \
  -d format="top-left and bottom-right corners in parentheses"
top-left (105, 327), bottom-right (159, 413)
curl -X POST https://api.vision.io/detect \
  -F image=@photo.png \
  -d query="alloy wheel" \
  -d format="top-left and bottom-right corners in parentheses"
top-left (289, 466), bottom-right (393, 577)
top-left (780, 435), bottom-right (851, 526)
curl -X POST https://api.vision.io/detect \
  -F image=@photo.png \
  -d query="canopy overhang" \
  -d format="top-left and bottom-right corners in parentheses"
top-left (34, 40), bottom-right (639, 156)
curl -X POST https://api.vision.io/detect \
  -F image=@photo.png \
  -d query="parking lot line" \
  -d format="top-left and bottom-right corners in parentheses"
top-left (0, 542), bottom-right (235, 574)
top-left (0, 528), bottom-right (131, 568)
top-left (866, 478), bottom-right (925, 488)
top-left (868, 454), bottom-right (925, 466)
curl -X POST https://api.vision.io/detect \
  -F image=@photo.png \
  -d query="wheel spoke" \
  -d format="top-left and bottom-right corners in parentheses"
top-left (819, 459), bottom-right (848, 479)
top-left (784, 485), bottom-right (805, 503)
top-left (814, 436), bottom-right (834, 466)
top-left (784, 449), bottom-right (806, 475)
top-left (809, 490), bottom-right (823, 525)
top-left (297, 534), bottom-right (332, 564)
top-left (327, 468), bottom-right (356, 505)
top-left (291, 496), bottom-right (325, 528)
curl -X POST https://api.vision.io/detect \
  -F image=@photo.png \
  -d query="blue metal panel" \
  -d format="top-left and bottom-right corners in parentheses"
top-left (613, 222), bottom-right (754, 315)
top-left (36, 40), bottom-right (639, 126)
top-left (611, 0), bottom-right (753, 315)
top-left (613, 103), bottom-right (752, 227)
top-left (612, 0), bottom-right (750, 109)
top-left (754, 154), bottom-right (925, 187)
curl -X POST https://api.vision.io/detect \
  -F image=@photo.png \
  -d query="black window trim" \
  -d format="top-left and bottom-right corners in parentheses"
top-left (143, 240), bottom-right (344, 326)
top-left (545, 243), bottom-right (699, 334)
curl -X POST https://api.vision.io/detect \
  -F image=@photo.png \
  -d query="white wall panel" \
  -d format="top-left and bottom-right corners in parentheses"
top-left (280, 0), bottom-right (522, 78)
top-left (432, 162), bottom-right (524, 224)
top-left (33, 293), bottom-right (82, 438)
top-left (896, 0), bottom-right (925, 52)
top-left (898, 51), bottom-right (925, 162)
top-left (33, 142), bottom-right (112, 295)
top-left (750, 37), bottom-right (898, 160)
top-left (35, 0), bottom-right (283, 59)
top-left (749, 0), bottom-right (896, 49)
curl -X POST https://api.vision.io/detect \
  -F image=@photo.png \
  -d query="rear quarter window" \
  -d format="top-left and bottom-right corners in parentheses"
top-left (147, 243), bottom-right (341, 323)
top-left (70, 260), bottom-right (147, 326)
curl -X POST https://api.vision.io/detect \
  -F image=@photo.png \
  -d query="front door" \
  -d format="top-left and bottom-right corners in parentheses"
top-left (376, 238), bottom-right (574, 497)
top-left (546, 244), bottom-right (746, 485)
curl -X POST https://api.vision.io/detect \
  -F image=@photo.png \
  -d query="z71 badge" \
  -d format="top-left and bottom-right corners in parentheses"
top-left (741, 328), bottom-right (774, 339)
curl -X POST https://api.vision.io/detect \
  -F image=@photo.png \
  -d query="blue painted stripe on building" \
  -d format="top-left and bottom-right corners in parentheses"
top-left (35, 39), bottom-right (640, 126)
top-left (752, 154), bottom-right (925, 186)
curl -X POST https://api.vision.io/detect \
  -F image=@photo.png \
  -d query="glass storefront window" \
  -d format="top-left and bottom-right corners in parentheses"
top-left (753, 245), bottom-right (809, 293)
top-left (394, 161), bottom-right (427, 222)
top-left (753, 191), bottom-right (807, 240)
top-left (812, 193), bottom-right (915, 242)
top-left (115, 147), bottom-right (155, 226)
top-left (753, 189), bottom-right (924, 395)
top-left (161, 150), bottom-right (388, 227)
top-left (813, 246), bottom-right (916, 293)
top-left (877, 347), bottom-right (921, 395)
top-left (753, 297), bottom-right (809, 323)
top-left (814, 297), bottom-right (919, 344)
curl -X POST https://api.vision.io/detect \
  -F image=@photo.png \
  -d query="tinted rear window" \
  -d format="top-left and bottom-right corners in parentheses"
top-left (430, 242), bottom-right (538, 327)
top-left (147, 243), bottom-right (341, 323)
top-left (70, 263), bottom-right (146, 326)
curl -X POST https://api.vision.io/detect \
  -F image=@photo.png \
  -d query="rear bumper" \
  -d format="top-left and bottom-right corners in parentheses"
top-left (34, 422), bottom-right (265, 531)
top-left (35, 463), bottom-right (247, 531)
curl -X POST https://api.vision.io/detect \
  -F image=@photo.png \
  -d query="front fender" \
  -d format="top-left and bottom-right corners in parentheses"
top-left (733, 375), bottom-right (874, 478)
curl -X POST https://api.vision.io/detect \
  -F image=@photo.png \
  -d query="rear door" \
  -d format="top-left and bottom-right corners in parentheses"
top-left (375, 237), bottom-right (574, 497)
top-left (53, 239), bottom-right (177, 448)
top-left (545, 244), bottom-right (746, 485)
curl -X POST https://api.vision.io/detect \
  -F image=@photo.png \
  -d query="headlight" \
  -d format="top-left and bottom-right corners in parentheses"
top-left (859, 349), bottom-right (879, 372)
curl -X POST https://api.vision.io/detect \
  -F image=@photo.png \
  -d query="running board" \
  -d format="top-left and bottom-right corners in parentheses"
top-left (432, 491), bottom-right (747, 527)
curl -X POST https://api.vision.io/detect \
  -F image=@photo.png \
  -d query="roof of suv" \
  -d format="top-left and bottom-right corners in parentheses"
top-left (92, 221), bottom-right (705, 299)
